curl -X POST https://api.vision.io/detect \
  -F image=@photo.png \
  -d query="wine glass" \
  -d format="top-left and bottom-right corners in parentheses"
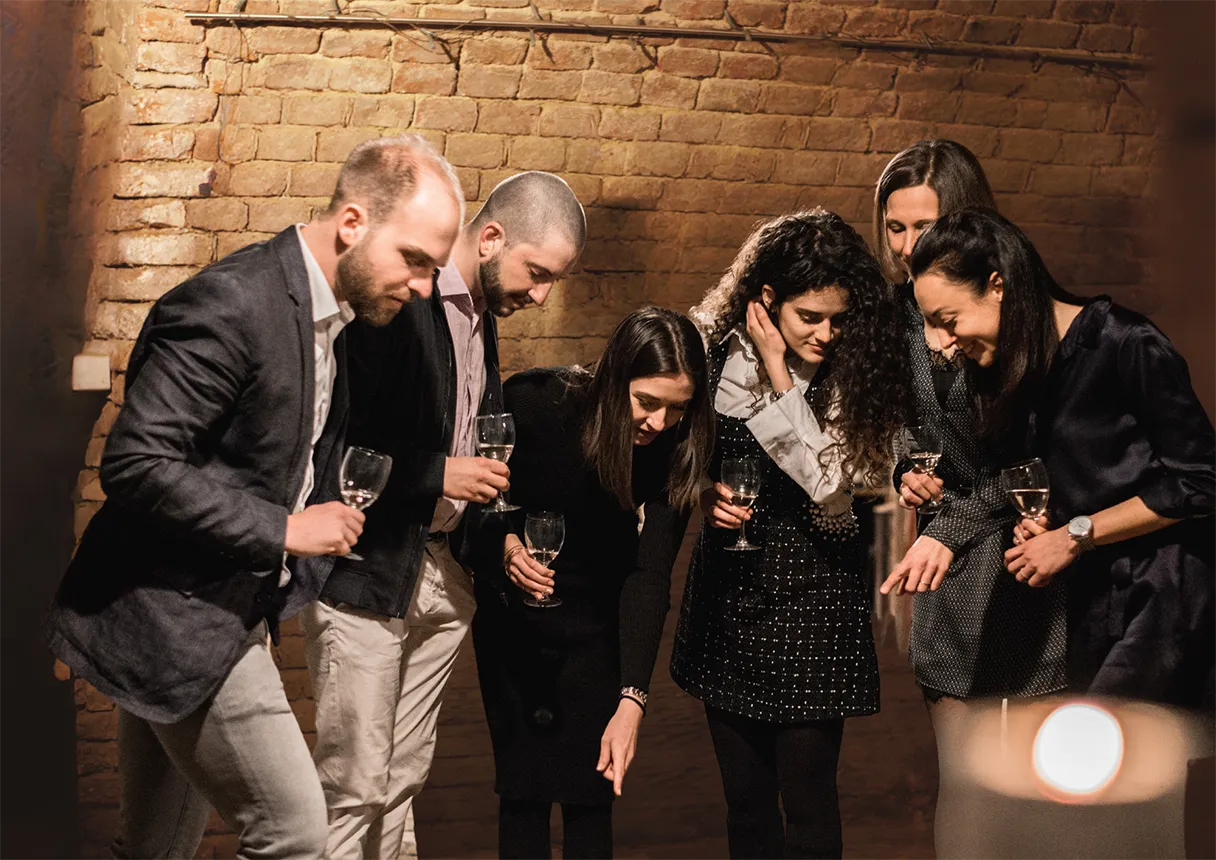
top-left (339, 446), bottom-right (392, 561)
top-left (475, 413), bottom-right (520, 513)
top-left (721, 458), bottom-right (762, 552)
top-left (1000, 458), bottom-right (1051, 521)
top-left (522, 511), bottom-right (565, 608)
top-left (900, 424), bottom-right (944, 512)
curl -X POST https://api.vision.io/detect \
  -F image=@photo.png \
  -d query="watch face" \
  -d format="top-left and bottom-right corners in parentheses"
top-left (1069, 516), bottom-right (1092, 537)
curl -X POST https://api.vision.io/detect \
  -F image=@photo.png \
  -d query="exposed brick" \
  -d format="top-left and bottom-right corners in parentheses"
top-left (566, 139), bottom-right (629, 174)
top-left (844, 6), bottom-right (907, 38)
top-left (778, 56), bottom-right (839, 86)
top-left (135, 40), bottom-right (205, 74)
top-left (508, 136), bottom-right (568, 171)
top-left (121, 127), bottom-right (195, 161)
top-left (255, 56), bottom-right (331, 91)
top-left (1091, 166), bottom-right (1150, 197)
top-left (962, 16), bottom-right (1019, 44)
top-left (414, 97), bottom-right (479, 131)
top-left (981, 158), bottom-right (1032, 192)
top-left (217, 230), bottom-right (274, 259)
top-left (1029, 163), bottom-right (1092, 196)
top-left (127, 89), bottom-right (217, 125)
top-left (996, 128), bottom-right (1062, 161)
top-left (244, 197), bottom-right (313, 232)
top-left (759, 82), bottom-right (827, 116)
top-left (282, 94), bottom-right (349, 126)
top-left (114, 163), bottom-right (213, 198)
top-left (835, 151), bottom-right (895, 186)
top-left (1054, 1), bottom-right (1113, 24)
top-left (663, 0), bottom-right (727, 19)
top-left (519, 69), bottom-right (583, 100)
top-left (640, 73), bottom-right (701, 109)
top-left (1077, 23), bottom-right (1134, 52)
top-left (957, 93), bottom-right (1015, 127)
top-left (186, 198), bottom-right (250, 232)
top-left (688, 147), bottom-right (777, 182)
top-left (937, 0), bottom-right (995, 12)
top-left (1120, 135), bottom-right (1155, 166)
top-left (597, 0), bottom-right (661, 11)
top-left (1042, 101), bottom-right (1108, 132)
top-left (321, 30), bottom-right (392, 59)
top-left (1016, 19), bottom-right (1081, 48)
top-left (659, 111), bottom-right (722, 144)
top-left (476, 101), bottom-right (541, 134)
top-left (598, 108), bottom-right (661, 140)
top-left (698, 79), bottom-right (761, 113)
top-left (1056, 132), bottom-right (1123, 165)
top-left (771, 150), bottom-right (840, 185)
top-left (316, 127), bottom-right (383, 162)
top-left (725, 0), bottom-right (787, 28)
top-left (786, 4), bottom-right (847, 34)
top-left (107, 199), bottom-right (188, 231)
top-left (227, 95), bottom-right (282, 126)
top-left (831, 89), bottom-right (897, 118)
top-left (717, 182), bottom-right (800, 215)
top-left (805, 116), bottom-right (871, 152)
top-left (246, 27), bottom-right (322, 55)
top-left (225, 162), bottom-right (290, 196)
top-left (458, 65), bottom-right (523, 98)
top-left (462, 37), bottom-right (528, 66)
top-left (579, 70), bottom-right (643, 105)
top-left (78, 740), bottom-right (119, 775)
top-left (329, 58), bottom-right (392, 93)
top-left (539, 104), bottom-right (601, 138)
top-left (907, 11), bottom-right (968, 40)
top-left (657, 47), bottom-right (720, 78)
top-left (136, 7), bottom-right (204, 43)
top-left (719, 114), bottom-right (809, 149)
top-left (392, 64), bottom-right (458, 95)
top-left (349, 94), bottom-right (415, 128)
top-left (896, 91), bottom-right (961, 123)
top-left (289, 163), bottom-right (342, 197)
top-left (391, 35), bottom-right (453, 64)
top-left (832, 62), bottom-right (897, 91)
top-left (895, 67), bottom-right (964, 93)
top-left (525, 40), bottom-right (594, 71)
top-left (627, 141), bottom-right (692, 178)
top-left (708, 52), bottom-right (774, 83)
top-left (657, 178), bottom-right (725, 212)
top-left (102, 231), bottom-right (213, 268)
top-left (445, 133), bottom-right (506, 168)
top-left (870, 119), bottom-right (936, 153)
top-left (934, 124), bottom-right (999, 157)
top-left (593, 43), bottom-right (653, 75)
top-left (257, 126), bottom-right (317, 161)
top-left (993, 0), bottom-right (1054, 15)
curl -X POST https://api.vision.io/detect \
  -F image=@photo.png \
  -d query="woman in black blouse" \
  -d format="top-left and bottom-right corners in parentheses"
top-left (908, 208), bottom-right (1214, 709)
top-left (471, 307), bottom-right (713, 859)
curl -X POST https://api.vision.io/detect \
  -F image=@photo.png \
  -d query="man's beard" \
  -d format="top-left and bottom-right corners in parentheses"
top-left (336, 241), bottom-right (398, 327)
top-left (479, 255), bottom-right (522, 318)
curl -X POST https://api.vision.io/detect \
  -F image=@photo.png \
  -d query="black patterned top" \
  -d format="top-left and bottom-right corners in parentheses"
top-left (894, 286), bottom-right (1067, 699)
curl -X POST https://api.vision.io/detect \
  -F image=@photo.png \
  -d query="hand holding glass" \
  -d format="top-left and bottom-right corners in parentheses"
top-left (522, 512), bottom-right (565, 608)
top-left (1000, 458), bottom-right (1051, 520)
top-left (721, 458), bottom-right (762, 552)
top-left (339, 447), bottom-right (392, 561)
top-left (901, 425), bottom-right (944, 511)
top-left (475, 413), bottom-right (520, 513)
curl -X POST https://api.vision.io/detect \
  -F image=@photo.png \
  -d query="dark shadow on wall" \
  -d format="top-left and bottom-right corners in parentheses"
top-left (1, 2), bottom-right (96, 856)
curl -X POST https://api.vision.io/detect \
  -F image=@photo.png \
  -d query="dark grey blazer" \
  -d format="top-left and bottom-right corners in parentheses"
top-left (46, 228), bottom-right (349, 724)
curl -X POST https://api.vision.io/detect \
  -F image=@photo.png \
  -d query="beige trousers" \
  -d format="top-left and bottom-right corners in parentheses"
top-left (301, 539), bottom-right (476, 860)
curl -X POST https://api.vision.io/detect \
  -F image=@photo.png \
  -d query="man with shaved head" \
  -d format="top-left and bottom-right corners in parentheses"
top-left (299, 171), bottom-right (586, 859)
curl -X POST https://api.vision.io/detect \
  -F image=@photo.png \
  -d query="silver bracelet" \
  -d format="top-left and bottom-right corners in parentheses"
top-left (619, 686), bottom-right (648, 714)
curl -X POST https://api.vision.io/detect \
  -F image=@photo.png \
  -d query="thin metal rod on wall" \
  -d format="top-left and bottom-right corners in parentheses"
top-left (185, 13), bottom-right (1151, 72)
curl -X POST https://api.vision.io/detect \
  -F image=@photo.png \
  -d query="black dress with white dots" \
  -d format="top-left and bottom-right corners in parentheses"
top-left (894, 285), bottom-right (1067, 699)
top-left (670, 340), bottom-right (880, 722)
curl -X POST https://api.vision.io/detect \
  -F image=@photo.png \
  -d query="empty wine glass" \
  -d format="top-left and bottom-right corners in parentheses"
top-left (475, 413), bottom-right (520, 513)
top-left (1000, 458), bottom-right (1051, 520)
top-left (721, 458), bottom-right (762, 552)
top-left (522, 511), bottom-right (565, 608)
top-left (900, 424), bottom-right (944, 512)
top-left (339, 446), bottom-right (392, 561)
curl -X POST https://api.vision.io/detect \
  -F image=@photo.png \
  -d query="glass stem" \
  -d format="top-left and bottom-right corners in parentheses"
top-left (738, 517), bottom-right (748, 545)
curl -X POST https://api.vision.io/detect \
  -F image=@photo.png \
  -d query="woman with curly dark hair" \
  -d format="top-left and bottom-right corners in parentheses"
top-left (670, 208), bottom-right (909, 859)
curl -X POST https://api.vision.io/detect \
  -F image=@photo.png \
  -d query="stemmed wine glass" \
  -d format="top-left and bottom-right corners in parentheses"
top-left (339, 446), bottom-right (392, 561)
top-left (1000, 458), bottom-right (1051, 521)
top-left (475, 413), bottom-right (520, 513)
top-left (722, 458), bottom-right (762, 552)
top-left (900, 424), bottom-right (945, 512)
top-left (522, 511), bottom-right (565, 608)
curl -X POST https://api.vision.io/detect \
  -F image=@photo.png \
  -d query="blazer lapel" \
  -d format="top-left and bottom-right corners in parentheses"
top-left (272, 228), bottom-right (317, 508)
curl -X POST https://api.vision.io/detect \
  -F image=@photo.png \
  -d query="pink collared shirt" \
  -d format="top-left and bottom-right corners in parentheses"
top-left (430, 260), bottom-right (487, 532)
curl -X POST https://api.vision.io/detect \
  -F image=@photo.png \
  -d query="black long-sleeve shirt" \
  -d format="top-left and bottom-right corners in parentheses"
top-left (487, 367), bottom-right (690, 693)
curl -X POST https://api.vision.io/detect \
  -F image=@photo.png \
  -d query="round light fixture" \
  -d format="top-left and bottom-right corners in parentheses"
top-left (1032, 703), bottom-right (1124, 798)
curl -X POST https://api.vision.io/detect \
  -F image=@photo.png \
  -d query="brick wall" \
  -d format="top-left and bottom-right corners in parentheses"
top-left (65, 0), bottom-right (1161, 856)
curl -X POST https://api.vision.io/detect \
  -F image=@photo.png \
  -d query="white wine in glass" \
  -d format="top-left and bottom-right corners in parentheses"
top-left (722, 458), bottom-right (762, 552)
top-left (476, 413), bottom-right (520, 513)
top-left (339, 446), bottom-right (392, 561)
top-left (522, 511), bottom-right (565, 608)
top-left (1000, 458), bottom-right (1051, 519)
top-left (901, 424), bottom-right (944, 512)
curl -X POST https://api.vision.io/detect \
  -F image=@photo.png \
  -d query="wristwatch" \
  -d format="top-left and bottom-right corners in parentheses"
top-left (1067, 515), bottom-right (1095, 553)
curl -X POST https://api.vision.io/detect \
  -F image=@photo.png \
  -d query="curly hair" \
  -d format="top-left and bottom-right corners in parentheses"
top-left (691, 208), bottom-right (911, 487)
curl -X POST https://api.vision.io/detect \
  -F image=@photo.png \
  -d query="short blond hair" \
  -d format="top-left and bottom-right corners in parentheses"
top-left (327, 134), bottom-right (465, 225)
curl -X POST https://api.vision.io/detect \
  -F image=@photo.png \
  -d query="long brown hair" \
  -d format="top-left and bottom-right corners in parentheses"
top-left (579, 307), bottom-right (714, 511)
top-left (692, 208), bottom-right (910, 487)
top-left (873, 139), bottom-right (997, 284)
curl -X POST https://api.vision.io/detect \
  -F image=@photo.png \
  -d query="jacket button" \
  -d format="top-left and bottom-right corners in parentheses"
top-left (532, 707), bottom-right (555, 728)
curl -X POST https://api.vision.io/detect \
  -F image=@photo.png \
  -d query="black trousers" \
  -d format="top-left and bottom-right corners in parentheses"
top-left (499, 797), bottom-right (613, 859)
top-left (705, 705), bottom-right (846, 860)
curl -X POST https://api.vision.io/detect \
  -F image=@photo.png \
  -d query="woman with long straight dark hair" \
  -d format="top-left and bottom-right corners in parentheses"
top-left (874, 142), bottom-right (1071, 857)
top-left (671, 208), bottom-right (909, 859)
top-left (471, 307), bottom-right (714, 859)
top-left (907, 208), bottom-right (1214, 709)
